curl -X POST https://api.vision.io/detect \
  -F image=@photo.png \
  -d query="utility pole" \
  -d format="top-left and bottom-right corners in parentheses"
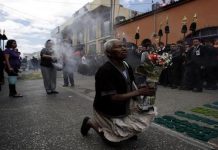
top-left (110, 0), bottom-right (113, 35)
top-left (110, 0), bottom-right (116, 37)
top-left (152, 0), bottom-right (157, 38)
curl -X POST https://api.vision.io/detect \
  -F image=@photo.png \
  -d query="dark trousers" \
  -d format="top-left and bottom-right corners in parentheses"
top-left (159, 68), bottom-right (171, 86)
top-left (0, 66), bottom-right (4, 91)
top-left (171, 64), bottom-right (183, 87)
top-left (7, 70), bottom-right (18, 96)
top-left (63, 70), bottom-right (74, 86)
top-left (0, 65), bottom-right (4, 84)
top-left (182, 64), bottom-right (203, 89)
top-left (9, 84), bottom-right (17, 96)
top-left (204, 66), bottom-right (218, 88)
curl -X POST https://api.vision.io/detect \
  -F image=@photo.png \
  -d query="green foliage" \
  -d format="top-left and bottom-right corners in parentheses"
top-left (155, 116), bottom-right (218, 141)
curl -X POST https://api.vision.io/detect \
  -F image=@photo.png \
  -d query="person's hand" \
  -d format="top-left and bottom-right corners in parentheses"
top-left (137, 86), bottom-right (155, 96)
top-left (52, 56), bottom-right (57, 62)
top-left (9, 67), bottom-right (14, 72)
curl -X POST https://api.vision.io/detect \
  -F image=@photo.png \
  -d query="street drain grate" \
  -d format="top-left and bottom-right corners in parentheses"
top-left (154, 116), bottom-right (218, 141)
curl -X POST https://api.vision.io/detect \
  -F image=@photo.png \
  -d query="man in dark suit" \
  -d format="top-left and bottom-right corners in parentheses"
top-left (181, 38), bottom-right (206, 92)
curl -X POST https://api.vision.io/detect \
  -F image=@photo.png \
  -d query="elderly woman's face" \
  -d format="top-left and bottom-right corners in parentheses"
top-left (110, 41), bottom-right (127, 60)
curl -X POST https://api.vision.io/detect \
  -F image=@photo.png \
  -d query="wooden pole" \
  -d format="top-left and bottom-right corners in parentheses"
top-left (166, 33), bottom-right (168, 45)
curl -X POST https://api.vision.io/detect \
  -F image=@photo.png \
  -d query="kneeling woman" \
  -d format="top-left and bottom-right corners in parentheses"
top-left (81, 39), bottom-right (157, 143)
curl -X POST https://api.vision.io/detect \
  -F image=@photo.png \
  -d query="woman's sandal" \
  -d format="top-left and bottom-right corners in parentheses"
top-left (13, 93), bottom-right (23, 97)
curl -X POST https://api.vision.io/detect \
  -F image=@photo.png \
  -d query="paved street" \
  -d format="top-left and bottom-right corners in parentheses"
top-left (0, 72), bottom-right (217, 149)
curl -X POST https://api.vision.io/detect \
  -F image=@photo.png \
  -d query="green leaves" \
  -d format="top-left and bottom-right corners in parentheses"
top-left (191, 107), bottom-right (218, 119)
top-left (154, 116), bottom-right (218, 142)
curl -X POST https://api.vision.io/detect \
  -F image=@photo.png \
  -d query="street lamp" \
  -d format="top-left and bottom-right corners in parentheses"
top-left (190, 13), bottom-right (197, 37)
top-left (0, 30), bottom-right (7, 49)
top-left (0, 30), bottom-right (3, 49)
top-left (158, 22), bottom-right (163, 44)
top-left (181, 16), bottom-right (187, 40)
top-left (165, 16), bottom-right (170, 45)
top-left (122, 32), bottom-right (127, 45)
top-left (135, 26), bottom-right (140, 45)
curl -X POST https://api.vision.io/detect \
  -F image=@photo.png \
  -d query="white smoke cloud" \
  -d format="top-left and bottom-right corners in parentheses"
top-left (0, 0), bottom-right (92, 55)
top-left (0, 0), bottom-right (155, 55)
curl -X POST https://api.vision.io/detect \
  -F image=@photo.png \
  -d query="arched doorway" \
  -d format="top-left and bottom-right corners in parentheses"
top-left (186, 26), bottom-right (218, 43)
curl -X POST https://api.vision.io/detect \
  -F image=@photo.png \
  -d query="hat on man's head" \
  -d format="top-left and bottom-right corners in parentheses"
top-left (192, 37), bottom-right (201, 41)
top-left (141, 38), bottom-right (151, 47)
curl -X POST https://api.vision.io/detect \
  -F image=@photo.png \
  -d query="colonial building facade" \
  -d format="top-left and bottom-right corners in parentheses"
top-left (115, 0), bottom-right (218, 45)
top-left (52, 0), bottom-right (138, 54)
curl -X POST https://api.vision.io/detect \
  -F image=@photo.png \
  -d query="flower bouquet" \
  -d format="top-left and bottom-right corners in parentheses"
top-left (134, 52), bottom-right (172, 112)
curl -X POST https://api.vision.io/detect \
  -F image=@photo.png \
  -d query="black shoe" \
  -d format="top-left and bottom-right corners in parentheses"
top-left (171, 85), bottom-right (178, 89)
top-left (81, 117), bottom-right (90, 136)
top-left (9, 93), bottom-right (23, 97)
top-left (192, 88), bottom-right (203, 92)
top-left (63, 85), bottom-right (68, 87)
top-left (205, 86), bottom-right (217, 90)
top-left (51, 91), bottom-right (59, 94)
top-left (47, 91), bottom-right (52, 95)
top-left (129, 135), bottom-right (138, 141)
top-left (179, 86), bottom-right (192, 91)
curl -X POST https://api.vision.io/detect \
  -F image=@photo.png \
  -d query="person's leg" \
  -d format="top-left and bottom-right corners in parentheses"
top-left (205, 66), bottom-right (217, 89)
top-left (8, 73), bottom-right (16, 96)
top-left (81, 117), bottom-right (125, 146)
top-left (8, 75), bottom-right (22, 97)
top-left (192, 65), bottom-right (203, 92)
top-left (50, 68), bottom-right (57, 93)
top-left (0, 67), bottom-right (4, 85)
top-left (41, 66), bottom-right (52, 93)
top-left (180, 65), bottom-right (193, 90)
top-left (63, 69), bottom-right (69, 86)
top-left (69, 72), bottom-right (74, 86)
top-left (9, 84), bottom-right (15, 96)
top-left (81, 117), bottom-right (101, 136)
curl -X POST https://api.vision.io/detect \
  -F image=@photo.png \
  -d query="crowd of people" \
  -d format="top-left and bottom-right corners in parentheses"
top-left (0, 37), bottom-right (218, 145)
top-left (1, 37), bottom-right (218, 95)
top-left (128, 38), bottom-right (218, 93)
top-left (20, 56), bottom-right (39, 71)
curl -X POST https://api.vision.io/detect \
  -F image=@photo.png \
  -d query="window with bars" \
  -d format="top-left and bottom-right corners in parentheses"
top-left (89, 24), bottom-right (96, 41)
top-left (101, 20), bottom-right (110, 37)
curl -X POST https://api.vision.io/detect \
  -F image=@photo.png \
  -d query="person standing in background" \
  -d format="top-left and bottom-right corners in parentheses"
top-left (31, 56), bottom-right (39, 72)
top-left (40, 39), bottom-right (58, 95)
top-left (0, 48), bottom-right (5, 91)
top-left (4, 39), bottom-right (22, 97)
top-left (62, 39), bottom-right (75, 87)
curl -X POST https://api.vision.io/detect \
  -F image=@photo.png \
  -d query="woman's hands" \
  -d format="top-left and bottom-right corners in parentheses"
top-left (110, 84), bottom-right (156, 102)
top-left (137, 86), bottom-right (155, 96)
top-left (9, 67), bottom-right (14, 72)
top-left (51, 56), bottom-right (57, 62)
